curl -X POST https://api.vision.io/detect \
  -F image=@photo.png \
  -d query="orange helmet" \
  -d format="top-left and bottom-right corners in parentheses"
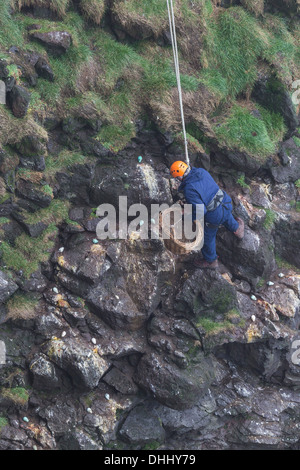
top-left (170, 161), bottom-right (188, 177)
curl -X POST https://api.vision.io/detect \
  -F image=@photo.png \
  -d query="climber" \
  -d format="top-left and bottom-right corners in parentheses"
top-left (170, 161), bottom-right (244, 269)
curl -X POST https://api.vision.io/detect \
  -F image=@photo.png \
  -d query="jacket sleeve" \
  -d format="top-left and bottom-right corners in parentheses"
top-left (184, 186), bottom-right (207, 220)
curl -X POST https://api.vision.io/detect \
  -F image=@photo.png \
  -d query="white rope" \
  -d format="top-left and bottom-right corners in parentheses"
top-left (166, 0), bottom-right (190, 167)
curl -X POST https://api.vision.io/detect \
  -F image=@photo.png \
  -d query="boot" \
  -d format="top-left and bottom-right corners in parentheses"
top-left (194, 258), bottom-right (218, 269)
top-left (234, 217), bottom-right (244, 240)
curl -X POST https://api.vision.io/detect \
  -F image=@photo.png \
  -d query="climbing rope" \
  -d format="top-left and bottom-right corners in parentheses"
top-left (166, 0), bottom-right (190, 167)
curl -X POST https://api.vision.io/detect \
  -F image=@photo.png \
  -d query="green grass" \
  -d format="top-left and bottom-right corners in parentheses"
top-left (196, 317), bottom-right (233, 334)
top-left (213, 103), bottom-right (286, 158)
top-left (203, 7), bottom-right (266, 97)
top-left (295, 179), bottom-right (300, 189)
top-left (0, 224), bottom-right (58, 279)
top-left (0, 387), bottom-right (29, 406)
top-left (15, 0), bottom-right (71, 18)
top-left (237, 174), bottom-right (250, 189)
top-left (45, 150), bottom-right (87, 176)
top-left (293, 136), bottom-right (300, 147)
top-left (22, 198), bottom-right (70, 225)
top-left (0, 417), bottom-right (8, 433)
top-left (0, 1), bottom-right (24, 49)
top-left (263, 209), bottom-right (276, 230)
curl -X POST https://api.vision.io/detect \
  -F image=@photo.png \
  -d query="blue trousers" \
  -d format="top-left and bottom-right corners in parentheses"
top-left (201, 194), bottom-right (239, 262)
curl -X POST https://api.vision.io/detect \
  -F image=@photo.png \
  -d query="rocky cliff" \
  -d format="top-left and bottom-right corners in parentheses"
top-left (0, 0), bottom-right (300, 450)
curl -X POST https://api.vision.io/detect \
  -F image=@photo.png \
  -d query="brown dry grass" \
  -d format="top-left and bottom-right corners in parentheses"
top-left (0, 107), bottom-right (48, 147)
top-left (75, 57), bottom-right (103, 95)
top-left (241, 0), bottom-right (264, 16)
top-left (79, 0), bottom-right (106, 25)
top-left (148, 85), bottom-right (219, 138)
top-left (6, 293), bottom-right (39, 321)
top-left (111, 0), bottom-right (169, 40)
top-left (12, 0), bottom-right (71, 17)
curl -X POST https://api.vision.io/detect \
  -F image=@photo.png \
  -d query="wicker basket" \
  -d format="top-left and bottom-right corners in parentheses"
top-left (159, 207), bottom-right (203, 255)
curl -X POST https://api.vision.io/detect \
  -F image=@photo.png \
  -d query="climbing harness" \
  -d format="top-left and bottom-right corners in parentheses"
top-left (205, 189), bottom-right (232, 229)
top-left (166, 0), bottom-right (190, 167)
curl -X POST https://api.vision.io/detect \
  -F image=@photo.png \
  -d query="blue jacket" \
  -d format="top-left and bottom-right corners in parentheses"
top-left (178, 167), bottom-right (232, 224)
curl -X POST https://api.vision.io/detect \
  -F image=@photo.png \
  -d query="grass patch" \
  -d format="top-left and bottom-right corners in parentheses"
top-left (293, 136), bottom-right (300, 147)
top-left (0, 386), bottom-right (29, 407)
top-left (79, 0), bottom-right (106, 25)
top-left (0, 416), bottom-right (8, 432)
top-left (203, 7), bottom-right (266, 97)
top-left (275, 254), bottom-right (299, 271)
top-left (236, 174), bottom-right (250, 189)
top-left (0, 224), bottom-right (58, 278)
top-left (196, 316), bottom-right (233, 335)
top-left (22, 198), bottom-right (70, 225)
top-left (0, 0), bottom-right (24, 49)
top-left (263, 208), bottom-right (276, 230)
top-left (45, 150), bottom-right (87, 177)
top-left (6, 292), bottom-right (38, 320)
top-left (213, 103), bottom-right (286, 158)
top-left (14, 0), bottom-right (71, 17)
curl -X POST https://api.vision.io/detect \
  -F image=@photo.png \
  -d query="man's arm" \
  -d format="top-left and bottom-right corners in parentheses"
top-left (184, 187), bottom-right (207, 220)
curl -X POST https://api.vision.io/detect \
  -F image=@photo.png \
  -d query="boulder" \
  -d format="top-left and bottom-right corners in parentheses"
top-left (29, 30), bottom-right (72, 55)
top-left (87, 274), bottom-right (147, 331)
top-left (217, 225), bottom-right (276, 286)
top-left (90, 161), bottom-right (173, 209)
top-left (133, 351), bottom-right (215, 410)
top-left (29, 353), bottom-right (60, 390)
top-left (7, 85), bottom-right (31, 118)
top-left (16, 178), bottom-right (53, 208)
top-left (118, 402), bottom-right (165, 446)
top-left (175, 269), bottom-right (238, 318)
top-left (34, 57), bottom-right (54, 81)
top-left (43, 337), bottom-right (110, 390)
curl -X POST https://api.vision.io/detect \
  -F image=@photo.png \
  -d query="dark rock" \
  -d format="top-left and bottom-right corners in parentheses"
top-left (29, 353), bottom-right (60, 390)
top-left (11, 207), bottom-right (47, 237)
top-left (273, 212), bottom-right (300, 268)
top-left (21, 269), bottom-right (48, 293)
top-left (16, 179), bottom-right (53, 208)
top-left (0, 59), bottom-right (9, 79)
top-left (271, 138), bottom-right (300, 183)
top-left (19, 155), bottom-right (45, 172)
top-left (0, 271), bottom-right (19, 303)
top-left (252, 74), bottom-right (298, 132)
top-left (217, 225), bottom-right (276, 287)
top-left (118, 402), bottom-right (165, 446)
top-left (212, 149), bottom-right (262, 175)
top-left (175, 269), bottom-right (238, 317)
top-left (59, 431), bottom-right (100, 450)
top-left (34, 57), bottom-right (54, 81)
top-left (133, 352), bottom-right (215, 410)
top-left (38, 401), bottom-right (77, 437)
top-left (15, 135), bottom-right (47, 157)
top-left (87, 274), bottom-right (147, 331)
top-left (102, 366), bottom-right (139, 395)
top-left (7, 85), bottom-right (31, 118)
top-left (90, 161), bottom-right (173, 209)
